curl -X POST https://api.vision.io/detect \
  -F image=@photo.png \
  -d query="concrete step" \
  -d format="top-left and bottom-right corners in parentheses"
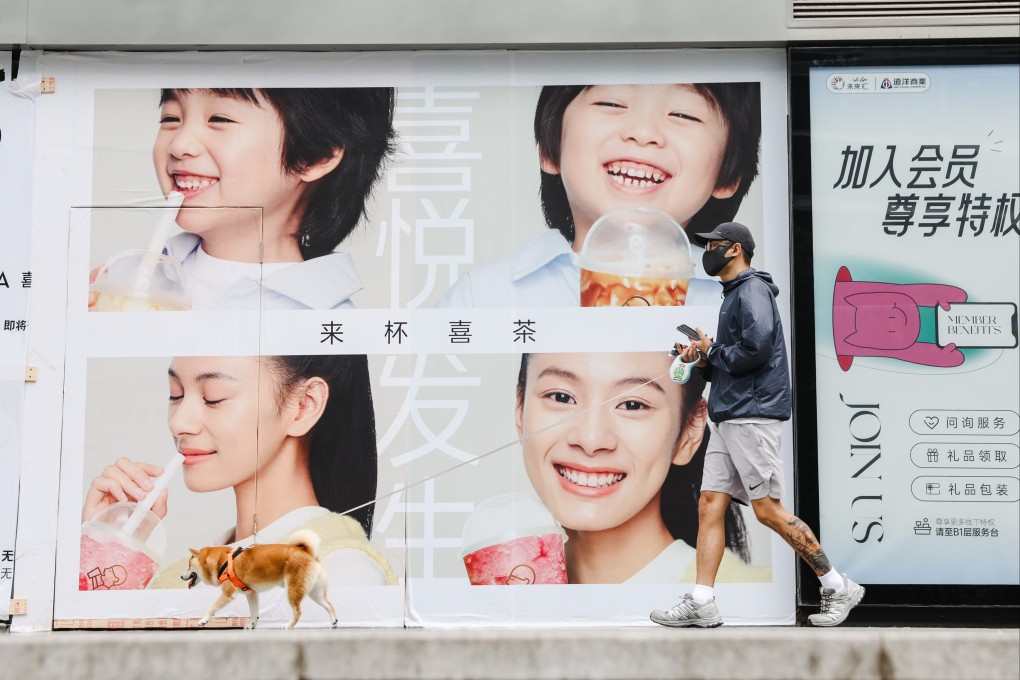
top-left (1, 626), bottom-right (1018, 680)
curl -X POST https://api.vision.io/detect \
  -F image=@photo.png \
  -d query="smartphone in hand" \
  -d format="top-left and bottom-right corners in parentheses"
top-left (676, 324), bottom-right (700, 341)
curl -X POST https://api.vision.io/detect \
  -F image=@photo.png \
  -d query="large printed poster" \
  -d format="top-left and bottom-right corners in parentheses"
top-left (30, 50), bottom-right (794, 627)
top-left (809, 60), bottom-right (1020, 585)
top-left (0, 51), bottom-right (35, 621)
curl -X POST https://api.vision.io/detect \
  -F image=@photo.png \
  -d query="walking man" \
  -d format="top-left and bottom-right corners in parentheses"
top-left (650, 222), bottom-right (864, 628)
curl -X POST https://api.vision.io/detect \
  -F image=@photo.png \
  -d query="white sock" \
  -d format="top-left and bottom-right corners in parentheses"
top-left (691, 585), bottom-right (715, 604)
top-left (819, 568), bottom-right (845, 592)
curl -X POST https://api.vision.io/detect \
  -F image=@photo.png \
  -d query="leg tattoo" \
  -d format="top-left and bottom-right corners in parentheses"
top-left (783, 517), bottom-right (833, 577)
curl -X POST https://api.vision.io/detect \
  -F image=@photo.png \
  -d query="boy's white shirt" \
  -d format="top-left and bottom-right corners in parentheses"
top-left (165, 233), bottom-right (361, 310)
top-left (436, 229), bottom-right (722, 308)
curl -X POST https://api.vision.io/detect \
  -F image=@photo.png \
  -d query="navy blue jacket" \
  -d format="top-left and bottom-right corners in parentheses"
top-left (698, 268), bottom-right (792, 422)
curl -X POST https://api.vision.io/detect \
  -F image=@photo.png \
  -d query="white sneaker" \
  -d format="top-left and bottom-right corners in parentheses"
top-left (808, 574), bottom-right (864, 627)
top-left (650, 594), bottom-right (723, 628)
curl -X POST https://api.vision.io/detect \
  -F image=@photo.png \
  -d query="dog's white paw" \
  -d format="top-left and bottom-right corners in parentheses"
top-left (198, 618), bottom-right (209, 627)
top-left (244, 620), bottom-right (257, 630)
top-left (331, 619), bottom-right (338, 629)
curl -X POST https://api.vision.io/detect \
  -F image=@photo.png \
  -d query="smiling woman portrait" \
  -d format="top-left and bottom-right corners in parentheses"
top-left (515, 351), bottom-right (766, 584)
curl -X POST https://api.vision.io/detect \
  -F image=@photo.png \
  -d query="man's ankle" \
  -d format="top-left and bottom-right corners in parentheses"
top-left (691, 584), bottom-right (715, 605)
top-left (819, 568), bottom-right (844, 593)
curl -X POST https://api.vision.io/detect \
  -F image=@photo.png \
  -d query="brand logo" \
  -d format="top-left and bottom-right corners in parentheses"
top-left (827, 72), bottom-right (930, 94)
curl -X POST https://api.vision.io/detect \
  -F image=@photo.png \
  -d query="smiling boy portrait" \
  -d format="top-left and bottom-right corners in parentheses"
top-left (438, 83), bottom-right (762, 308)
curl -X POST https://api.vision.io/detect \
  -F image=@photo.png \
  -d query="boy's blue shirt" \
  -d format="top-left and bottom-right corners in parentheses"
top-left (164, 232), bottom-right (361, 310)
top-left (436, 229), bottom-right (722, 308)
top-left (437, 229), bottom-right (577, 308)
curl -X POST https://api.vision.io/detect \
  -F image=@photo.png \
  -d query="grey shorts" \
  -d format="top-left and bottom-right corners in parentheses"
top-left (701, 420), bottom-right (784, 505)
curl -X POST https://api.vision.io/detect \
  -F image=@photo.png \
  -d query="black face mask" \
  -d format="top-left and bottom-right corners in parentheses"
top-left (702, 245), bottom-right (734, 277)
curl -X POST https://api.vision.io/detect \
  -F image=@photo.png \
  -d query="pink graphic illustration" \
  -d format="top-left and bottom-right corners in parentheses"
top-left (833, 266), bottom-right (967, 370)
top-left (82, 564), bottom-right (129, 590)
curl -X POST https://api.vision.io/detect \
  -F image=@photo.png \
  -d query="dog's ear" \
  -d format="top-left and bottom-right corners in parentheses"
top-left (204, 550), bottom-right (222, 571)
top-left (189, 548), bottom-right (199, 556)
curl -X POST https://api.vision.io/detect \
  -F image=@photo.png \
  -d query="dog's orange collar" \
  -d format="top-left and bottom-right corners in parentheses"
top-left (217, 547), bottom-right (251, 592)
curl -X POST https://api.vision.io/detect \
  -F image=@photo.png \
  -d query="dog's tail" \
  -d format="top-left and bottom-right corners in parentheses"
top-left (286, 529), bottom-right (321, 557)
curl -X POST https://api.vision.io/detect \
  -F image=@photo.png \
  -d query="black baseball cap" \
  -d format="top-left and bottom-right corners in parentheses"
top-left (695, 222), bottom-right (755, 256)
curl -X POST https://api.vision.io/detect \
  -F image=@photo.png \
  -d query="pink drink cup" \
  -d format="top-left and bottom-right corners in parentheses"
top-left (462, 533), bottom-right (567, 586)
top-left (79, 531), bottom-right (158, 591)
top-left (77, 496), bottom-right (170, 591)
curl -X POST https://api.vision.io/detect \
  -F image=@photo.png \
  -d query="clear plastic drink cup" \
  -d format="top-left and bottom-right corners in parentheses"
top-left (78, 501), bottom-right (166, 591)
top-left (90, 192), bottom-right (189, 312)
top-left (90, 249), bottom-right (191, 312)
top-left (579, 207), bottom-right (695, 307)
top-left (78, 453), bottom-right (181, 590)
top-left (460, 493), bottom-right (567, 585)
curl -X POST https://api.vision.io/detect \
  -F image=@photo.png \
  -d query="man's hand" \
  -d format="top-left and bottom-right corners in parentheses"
top-left (676, 342), bottom-right (708, 368)
top-left (691, 327), bottom-right (713, 356)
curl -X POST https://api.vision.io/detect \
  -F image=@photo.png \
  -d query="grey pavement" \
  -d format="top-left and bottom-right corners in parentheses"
top-left (1, 625), bottom-right (1018, 680)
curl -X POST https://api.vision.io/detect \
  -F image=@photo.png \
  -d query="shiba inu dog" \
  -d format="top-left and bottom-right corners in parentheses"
top-left (181, 529), bottom-right (337, 630)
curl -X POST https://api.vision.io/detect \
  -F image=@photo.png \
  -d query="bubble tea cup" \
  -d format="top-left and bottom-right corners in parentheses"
top-left (78, 502), bottom-right (167, 591)
top-left (90, 249), bottom-right (191, 312)
top-left (90, 191), bottom-right (190, 312)
top-left (461, 493), bottom-right (568, 585)
top-left (579, 207), bottom-right (695, 307)
top-left (78, 453), bottom-right (183, 591)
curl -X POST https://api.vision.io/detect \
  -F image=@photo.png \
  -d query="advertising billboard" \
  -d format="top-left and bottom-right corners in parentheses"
top-left (16, 49), bottom-right (795, 628)
top-left (791, 45), bottom-right (1019, 605)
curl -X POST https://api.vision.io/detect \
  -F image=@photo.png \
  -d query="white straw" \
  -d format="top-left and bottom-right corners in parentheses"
top-left (121, 452), bottom-right (184, 537)
top-left (133, 191), bottom-right (185, 292)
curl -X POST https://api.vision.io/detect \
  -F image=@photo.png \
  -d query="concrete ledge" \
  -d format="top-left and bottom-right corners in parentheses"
top-left (1, 627), bottom-right (1018, 680)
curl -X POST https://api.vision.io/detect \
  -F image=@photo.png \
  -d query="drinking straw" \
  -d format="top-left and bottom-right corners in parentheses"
top-left (132, 191), bottom-right (185, 292)
top-left (121, 452), bottom-right (185, 537)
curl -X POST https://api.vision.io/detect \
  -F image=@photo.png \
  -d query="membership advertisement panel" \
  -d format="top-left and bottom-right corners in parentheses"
top-left (20, 50), bottom-right (794, 627)
top-left (808, 60), bottom-right (1020, 585)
